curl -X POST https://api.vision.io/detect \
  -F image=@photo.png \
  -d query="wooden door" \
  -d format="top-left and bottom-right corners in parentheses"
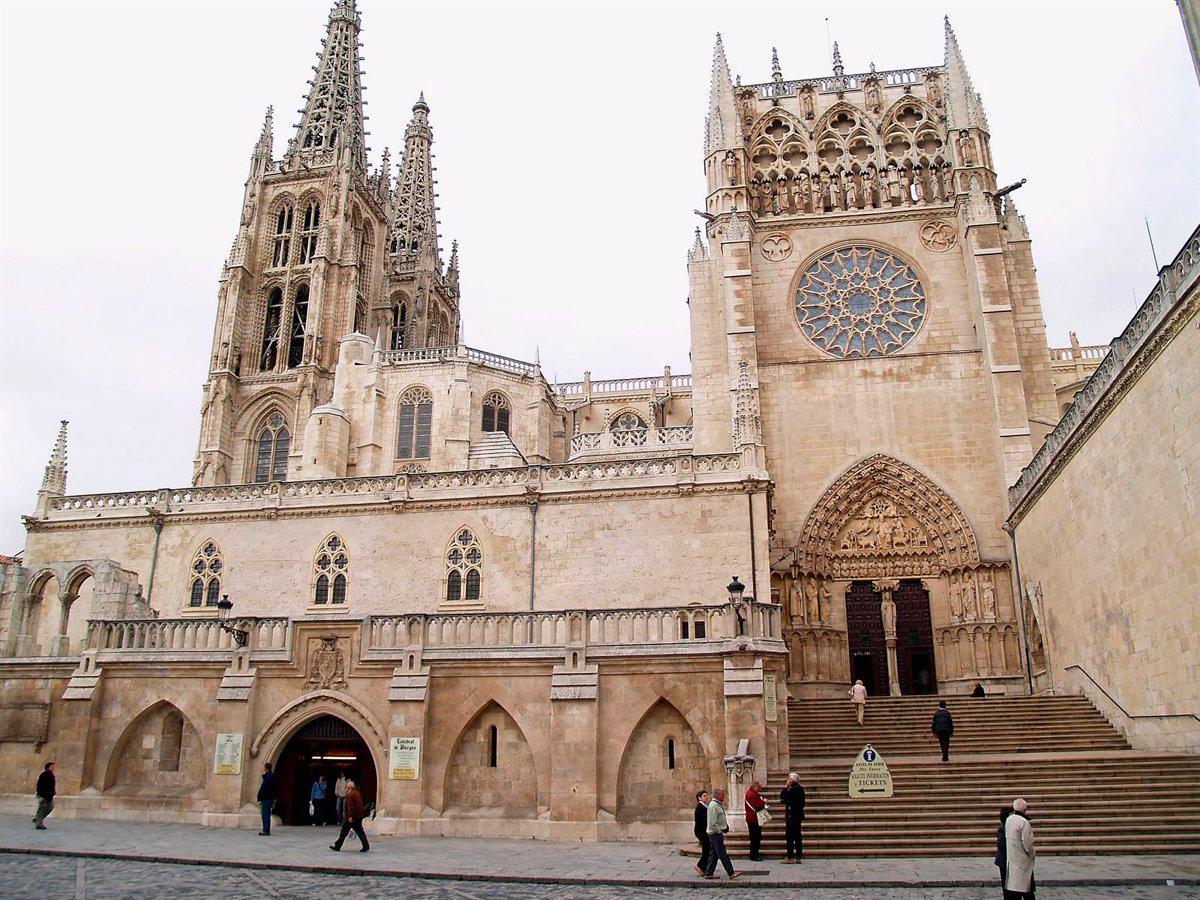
top-left (844, 580), bottom-right (888, 697)
top-left (895, 578), bottom-right (937, 695)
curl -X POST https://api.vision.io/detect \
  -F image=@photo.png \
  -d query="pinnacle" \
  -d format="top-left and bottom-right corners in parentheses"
top-left (771, 47), bottom-right (782, 84)
top-left (40, 420), bottom-right (69, 494)
top-left (414, 91), bottom-right (428, 112)
top-left (832, 40), bottom-right (844, 75)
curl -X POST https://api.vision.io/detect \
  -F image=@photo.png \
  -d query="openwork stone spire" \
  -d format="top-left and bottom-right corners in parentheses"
top-left (771, 47), bottom-right (783, 85)
top-left (291, 0), bottom-right (367, 168)
top-left (41, 420), bottom-right (68, 494)
top-left (705, 33), bottom-right (740, 156)
top-left (390, 93), bottom-right (439, 264)
top-left (943, 16), bottom-right (985, 129)
top-left (732, 360), bottom-right (763, 449)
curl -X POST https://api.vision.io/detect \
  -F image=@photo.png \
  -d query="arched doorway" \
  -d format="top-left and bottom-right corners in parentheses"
top-left (845, 581), bottom-right (888, 696)
top-left (274, 715), bottom-right (377, 825)
top-left (895, 578), bottom-right (937, 695)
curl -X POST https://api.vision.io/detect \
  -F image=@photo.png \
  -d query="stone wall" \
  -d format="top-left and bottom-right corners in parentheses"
top-left (444, 702), bottom-right (537, 815)
top-left (109, 702), bottom-right (206, 798)
top-left (616, 699), bottom-right (707, 821)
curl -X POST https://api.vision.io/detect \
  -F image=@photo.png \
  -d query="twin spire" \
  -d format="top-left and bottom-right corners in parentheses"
top-left (704, 33), bottom-right (739, 156)
top-left (391, 92), bottom-right (440, 266)
top-left (943, 16), bottom-right (986, 129)
top-left (40, 420), bottom-right (68, 495)
top-left (291, 0), bottom-right (367, 168)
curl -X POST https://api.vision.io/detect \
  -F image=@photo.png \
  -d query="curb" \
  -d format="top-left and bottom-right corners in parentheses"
top-left (1, 846), bottom-right (1197, 889)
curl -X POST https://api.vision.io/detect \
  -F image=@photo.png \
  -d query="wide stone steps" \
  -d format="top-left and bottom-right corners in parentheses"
top-left (714, 695), bottom-right (1200, 858)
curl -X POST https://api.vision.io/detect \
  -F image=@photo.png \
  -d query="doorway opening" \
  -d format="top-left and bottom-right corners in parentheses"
top-left (273, 714), bottom-right (377, 825)
top-left (895, 578), bottom-right (937, 695)
top-left (844, 581), bottom-right (888, 697)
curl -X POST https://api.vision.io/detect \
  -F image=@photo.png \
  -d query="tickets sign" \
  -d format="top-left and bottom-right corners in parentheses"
top-left (848, 744), bottom-right (893, 798)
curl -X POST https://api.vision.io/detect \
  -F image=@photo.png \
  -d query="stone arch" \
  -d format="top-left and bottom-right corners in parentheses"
top-left (103, 700), bottom-right (206, 796)
top-left (59, 565), bottom-right (96, 655)
top-left (606, 407), bottom-right (649, 431)
top-left (249, 690), bottom-right (388, 779)
top-left (21, 570), bottom-right (58, 655)
top-left (798, 454), bottom-right (979, 580)
top-left (616, 698), bottom-right (708, 821)
top-left (442, 699), bottom-right (537, 816)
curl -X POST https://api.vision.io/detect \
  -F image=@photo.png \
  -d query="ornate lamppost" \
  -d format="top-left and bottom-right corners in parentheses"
top-left (216, 595), bottom-right (250, 648)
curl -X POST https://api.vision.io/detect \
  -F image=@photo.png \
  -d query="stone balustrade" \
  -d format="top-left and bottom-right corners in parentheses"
top-left (363, 600), bottom-right (783, 661)
top-left (553, 373), bottom-right (693, 397)
top-left (84, 617), bottom-right (291, 656)
top-left (569, 425), bottom-right (694, 459)
top-left (380, 344), bottom-right (536, 376)
top-left (1049, 344), bottom-right (1109, 362)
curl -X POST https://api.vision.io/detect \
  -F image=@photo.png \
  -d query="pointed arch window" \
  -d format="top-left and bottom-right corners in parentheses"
top-left (481, 392), bottom-right (511, 435)
top-left (287, 284), bottom-right (310, 368)
top-left (313, 534), bottom-right (349, 605)
top-left (254, 412), bottom-right (290, 483)
top-left (445, 528), bottom-right (482, 603)
top-left (391, 302), bottom-right (408, 350)
top-left (259, 288), bottom-right (284, 371)
top-left (298, 201), bottom-right (321, 264)
top-left (271, 205), bottom-right (293, 268)
top-left (359, 221), bottom-right (375, 287)
top-left (188, 541), bottom-right (223, 608)
top-left (396, 386), bottom-right (433, 460)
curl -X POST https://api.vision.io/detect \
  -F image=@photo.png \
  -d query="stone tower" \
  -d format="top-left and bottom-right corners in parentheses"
top-left (193, 0), bottom-right (457, 486)
top-left (687, 21), bottom-right (1059, 696)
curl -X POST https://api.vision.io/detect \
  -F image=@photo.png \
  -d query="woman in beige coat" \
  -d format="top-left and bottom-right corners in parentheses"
top-left (1004, 797), bottom-right (1036, 898)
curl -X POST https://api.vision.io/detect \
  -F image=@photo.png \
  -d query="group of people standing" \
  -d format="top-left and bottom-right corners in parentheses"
top-left (254, 764), bottom-right (369, 852)
top-left (692, 773), bottom-right (808, 880)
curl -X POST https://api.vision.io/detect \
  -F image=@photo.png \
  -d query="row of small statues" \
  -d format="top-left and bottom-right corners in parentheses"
top-left (950, 570), bottom-right (997, 623)
top-left (789, 577), bottom-right (832, 626)
top-left (750, 162), bottom-right (955, 217)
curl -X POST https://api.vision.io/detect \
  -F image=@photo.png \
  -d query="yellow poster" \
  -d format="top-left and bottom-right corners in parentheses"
top-left (214, 732), bottom-right (243, 775)
top-left (763, 674), bottom-right (778, 722)
top-left (390, 736), bottom-right (420, 780)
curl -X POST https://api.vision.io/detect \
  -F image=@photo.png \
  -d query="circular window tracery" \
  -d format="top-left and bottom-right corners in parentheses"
top-left (794, 246), bottom-right (927, 358)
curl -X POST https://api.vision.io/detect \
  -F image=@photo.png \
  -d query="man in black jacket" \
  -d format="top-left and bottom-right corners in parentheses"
top-left (257, 763), bottom-right (277, 835)
top-left (779, 773), bottom-right (805, 864)
top-left (692, 790), bottom-right (711, 875)
top-left (33, 762), bottom-right (55, 830)
top-left (932, 700), bottom-right (955, 762)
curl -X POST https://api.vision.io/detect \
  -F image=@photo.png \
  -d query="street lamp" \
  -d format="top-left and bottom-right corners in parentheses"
top-left (216, 595), bottom-right (250, 648)
top-left (726, 576), bottom-right (746, 603)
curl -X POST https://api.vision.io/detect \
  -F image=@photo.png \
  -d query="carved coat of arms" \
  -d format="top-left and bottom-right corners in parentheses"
top-left (306, 636), bottom-right (346, 689)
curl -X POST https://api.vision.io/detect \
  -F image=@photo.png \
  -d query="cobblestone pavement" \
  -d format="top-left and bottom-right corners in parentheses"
top-left (1, 854), bottom-right (1198, 899)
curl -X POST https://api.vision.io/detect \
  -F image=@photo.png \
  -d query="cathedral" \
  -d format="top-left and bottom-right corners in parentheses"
top-left (1, 0), bottom-right (1195, 845)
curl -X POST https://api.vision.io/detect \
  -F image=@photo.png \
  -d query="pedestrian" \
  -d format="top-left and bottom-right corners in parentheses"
top-left (849, 679), bottom-right (868, 725)
top-left (972, 682), bottom-right (987, 698)
top-left (335, 771), bottom-right (349, 824)
top-left (33, 762), bottom-right (55, 830)
top-left (744, 780), bottom-right (766, 861)
top-left (310, 774), bottom-right (329, 826)
top-left (1004, 798), bottom-right (1036, 899)
top-left (256, 763), bottom-right (277, 836)
top-left (702, 788), bottom-right (739, 880)
top-left (693, 790), bottom-right (711, 876)
top-left (329, 779), bottom-right (369, 853)
top-left (995, 805), bottom-right (1013, 895)
top-left (931, 700), bottom-right (954, 762)
top-left (779, 772), bottom-right (806, 864)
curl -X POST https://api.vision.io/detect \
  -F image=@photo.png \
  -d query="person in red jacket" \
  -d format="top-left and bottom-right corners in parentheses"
top-left (744, 780), bottom-right (767, 861)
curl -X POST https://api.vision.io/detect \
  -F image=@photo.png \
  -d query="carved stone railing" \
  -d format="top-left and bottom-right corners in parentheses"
top-left (553, 373), bottom-right (692, 397)
top-left (84, 617), bottom-right (291, 656)
top-left (569, 426), bottom-right (694, 459)
top-left (380, 344), bottom-right (536, 376)
top-left (751, 65), bottom-right (940, 99)
top-left (1049, 344), bottom-right (1110, 362)
top-left (42, 453), bottom-right (746, 524)
top-left (363, 600), bottom-right (784, 660)
top-left (1010, 223), bottom-right (1200, 520)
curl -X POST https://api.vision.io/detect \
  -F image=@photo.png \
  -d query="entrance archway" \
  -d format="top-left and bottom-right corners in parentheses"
top-left (895, 578), bottom-right (937, 694)
top-left (274, 715), bottom-right (377, 826)
top-left (845, 581), bottom-right (888, 696)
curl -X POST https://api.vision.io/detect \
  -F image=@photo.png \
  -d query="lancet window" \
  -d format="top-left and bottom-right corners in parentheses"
top-left (313, 534), bottom-right (349, 605)
top-left (298, 201), bottom-right (321, 264)
top-left (391, 301), bottom-right (408, 350)
top-left (287, 284), bottom-right (309, 368)
top-left (445, 528), bottom-right (483, 603)
top-left (188, 541), bottom-right (224, 608)
top-left (481, 392), bottom-right (510, 435)
top-left (271, 205), bottom-right (293, 268)
top-left (254, 412), bottom-right (290, 483)
top-left (259, 288), bottom-right (284, 371)
top-left (396, 386), bottom-right (433, 459)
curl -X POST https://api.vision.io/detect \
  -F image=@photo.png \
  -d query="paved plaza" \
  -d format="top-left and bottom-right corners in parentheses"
top-left (0, 815), bottom-right (1196, 896)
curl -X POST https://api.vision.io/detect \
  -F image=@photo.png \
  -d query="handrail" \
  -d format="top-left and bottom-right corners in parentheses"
top-left (1065, 664), bottom-right (1200, 724)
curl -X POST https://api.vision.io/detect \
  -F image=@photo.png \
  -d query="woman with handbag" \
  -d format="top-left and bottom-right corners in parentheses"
top-left (744, 780), bottom-right (769, 861)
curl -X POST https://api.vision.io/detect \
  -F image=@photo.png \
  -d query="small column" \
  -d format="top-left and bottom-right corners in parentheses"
top-left (874, 579), bottom-right (901, 697)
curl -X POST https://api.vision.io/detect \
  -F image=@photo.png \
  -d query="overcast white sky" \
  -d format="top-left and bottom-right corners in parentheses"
top-left (1, 0), bottom-right (1197, 554)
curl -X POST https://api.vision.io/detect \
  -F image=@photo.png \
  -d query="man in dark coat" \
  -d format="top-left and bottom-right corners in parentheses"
top-left (33, 762), bottom-right (55, 830)
top-left (693, 790), bottom-right (711, 875)
top-left (256, 763), bottom-right (277, 835)
top-left (779, 772), bottom-right (806, 863)
top-left (329, 780), bottom-right (369, 852)
top-left (932, 700), bottom-right (954, 762)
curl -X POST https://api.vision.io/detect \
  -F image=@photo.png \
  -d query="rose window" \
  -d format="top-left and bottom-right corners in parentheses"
top-left (794, 246), bottom-right (926, 358)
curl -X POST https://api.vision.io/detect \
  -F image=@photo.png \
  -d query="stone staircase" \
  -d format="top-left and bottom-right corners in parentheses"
top-left (467, 431), bottom-right (525, 468)
top-left (720, 695), bottom-right (1200, 858)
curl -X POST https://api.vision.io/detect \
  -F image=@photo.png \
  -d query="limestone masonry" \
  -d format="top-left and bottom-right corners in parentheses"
top-left (1, 0), bottom-right (1195, 842)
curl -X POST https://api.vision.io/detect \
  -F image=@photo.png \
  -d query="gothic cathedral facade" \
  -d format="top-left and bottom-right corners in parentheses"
top-left (0, 2), bottom-right (1057, 836)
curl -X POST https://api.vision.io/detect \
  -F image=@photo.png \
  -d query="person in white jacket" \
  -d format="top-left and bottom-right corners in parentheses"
top-left (1004, 797), bottom-right (1036, 898)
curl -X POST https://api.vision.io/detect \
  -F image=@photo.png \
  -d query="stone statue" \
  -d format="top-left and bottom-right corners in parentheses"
top-left (957, 131), bottom-right (977, 166)
top-left (845, 174), bottom-right (859, 209)
top-left (723, 151), bottom-right (739, 186)
top-left (830, 173), bottom-right (843, 210)
top-left (912, 166), bottom-right (925, 204)
top-left (789, 582), bottom-right (806, 624)
top-left (747, 178), bottom-right (761, 216)
top-left (810, 175), bottom-right (822, 213)
top-left (804, 578), bottom-right (820, 624)
top-left (964, 573), bottom-right (980, 621)
top-left (801, 88), bottom-right (815, 119)
top-left (886, 165), bottom-right (901, 205)
top-left (881, 595), bottom-right (897, 640)
top-left (864, 79), bottom-right (881, 113)
top-left (949, 574), bottom-right (964, 622)
top-left (862, 169), bottom-right (876, 209)
top-left (794, 174), bottom-right (807, 213)
top-left (981, 575), bottom-right (997, 621)
top-left (899, 168), bottom-right (913, 205)
top-left (926, 75), bottom-right (943, 108)
top-left (818, 582), bottom-right (831, 625)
